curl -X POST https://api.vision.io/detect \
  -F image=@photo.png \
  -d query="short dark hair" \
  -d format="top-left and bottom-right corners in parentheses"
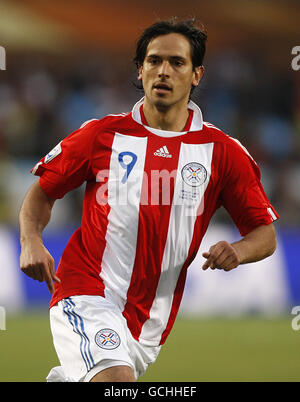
top-left (134, 17), bottom-right (207, 70)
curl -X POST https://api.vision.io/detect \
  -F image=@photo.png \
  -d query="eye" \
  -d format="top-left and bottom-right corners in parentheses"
top-left (172, 59), bottom-right (184, 67)
top-left (148, 57), bottom-right (160, 65)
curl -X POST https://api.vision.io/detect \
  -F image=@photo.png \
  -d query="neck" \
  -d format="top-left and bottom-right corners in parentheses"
top-left (142, 98), bottom-right (189, 132)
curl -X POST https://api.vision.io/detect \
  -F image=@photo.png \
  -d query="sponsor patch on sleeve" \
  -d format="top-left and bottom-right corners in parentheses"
top-left (44, 142), bottom-right (62, 164)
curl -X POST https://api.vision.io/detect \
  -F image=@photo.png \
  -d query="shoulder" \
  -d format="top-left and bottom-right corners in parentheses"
top-left (58, 114), bottom-right (130, 150)
top-left (202, 121), bottom-right (255, 161)
top-left (79, 112), bottom-right (130, 129)
top-left (78, 112), bottom-right (133, 134)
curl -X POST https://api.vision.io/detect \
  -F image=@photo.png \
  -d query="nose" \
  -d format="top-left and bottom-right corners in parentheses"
top-left (158, 60), bottom-right (171, 78)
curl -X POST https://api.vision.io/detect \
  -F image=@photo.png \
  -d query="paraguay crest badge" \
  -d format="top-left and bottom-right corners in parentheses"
top-left (181, 162), bottom-right (207, 187)
top-left (95, 328), bottom-right (121, 350)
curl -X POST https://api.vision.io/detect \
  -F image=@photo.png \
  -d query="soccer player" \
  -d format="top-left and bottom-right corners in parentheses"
top-left (19, 18), bottom-right (279, 382)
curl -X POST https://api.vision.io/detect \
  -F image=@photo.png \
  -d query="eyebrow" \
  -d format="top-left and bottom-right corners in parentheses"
top-left (147, 54), bottom-right (187, 62)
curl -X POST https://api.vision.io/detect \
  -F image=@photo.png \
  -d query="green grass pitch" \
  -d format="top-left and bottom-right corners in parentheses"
top-left (0, 312), bottom-right (299, 382)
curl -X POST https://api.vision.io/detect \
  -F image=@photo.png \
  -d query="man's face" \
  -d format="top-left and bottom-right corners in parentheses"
top-left (138, 33), bottom-right (203, 110)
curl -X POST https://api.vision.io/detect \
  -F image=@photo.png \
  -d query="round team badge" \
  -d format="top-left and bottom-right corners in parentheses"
top-left (181, 162), bottom-right (207, 187)
top-left (95, 328), bottom-right (121, 350)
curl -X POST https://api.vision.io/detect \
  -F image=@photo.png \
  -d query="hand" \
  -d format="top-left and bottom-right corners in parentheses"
top-left (202, 241), bottom-right (241, 271)
top-left (20, 237), bottom-right (60, 294)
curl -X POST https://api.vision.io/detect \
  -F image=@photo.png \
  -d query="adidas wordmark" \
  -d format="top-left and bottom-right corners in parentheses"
top-left (154, 146), bottom-right (172, 158)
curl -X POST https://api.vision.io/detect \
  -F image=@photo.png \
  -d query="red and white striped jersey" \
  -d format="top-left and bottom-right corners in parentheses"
top-left (31, 97), bottom-right (279, 346)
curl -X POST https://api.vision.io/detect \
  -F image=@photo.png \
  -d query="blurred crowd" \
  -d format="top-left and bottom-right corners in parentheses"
top-left (0, 48), bottom-right (299, 228)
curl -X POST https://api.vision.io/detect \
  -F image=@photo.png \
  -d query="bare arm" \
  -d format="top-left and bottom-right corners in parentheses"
top-left (19, 180), bottom-right (60, 293)
top-left (202, 224), bottom-right (277, 271)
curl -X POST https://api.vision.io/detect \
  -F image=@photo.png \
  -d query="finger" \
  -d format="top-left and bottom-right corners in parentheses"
top-left (44, 260), bottom-right (61, 294)
top-left (48, 259), bottom-right (61, 284)
top-left (212, 254), bottom-right (238, 271)
top-left (202, 254), bottom-right (217, 270)
top-left (212, 248), bottom-right (231, 269)
top-left (44, 273), bottom-right (55, 294)
top-left (22, 266), bottom-right (34, 279)
top-left (202, 243), bottom-right (224, 270)
top-left (42, 265), bottom-right (55, 294)
top-left (202, 252), bottom-right (211, 270)
top-left (23, 265), bottom-right (43, 281)
top-left (221, 255), bottom-right (239, 271)
top-left (52, 274), bottom-right (61, 284)
top-left (34, 265), bottom-right (44, 282)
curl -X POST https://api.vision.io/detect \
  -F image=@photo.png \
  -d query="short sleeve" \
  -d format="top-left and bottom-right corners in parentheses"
top-left (31, 120), bottom-right (99, 199)
top-left (219, 141), bottom-right (279, 236)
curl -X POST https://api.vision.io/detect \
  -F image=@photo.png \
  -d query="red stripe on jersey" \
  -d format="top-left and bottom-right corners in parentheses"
top-left (122, 135), bottom-right (181, 341)
top-left (160, 260), bottom-right (188, 345)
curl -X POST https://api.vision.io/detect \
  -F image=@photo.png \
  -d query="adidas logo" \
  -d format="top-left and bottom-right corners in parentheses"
top-left (154, 146), bottom-right (172, 158)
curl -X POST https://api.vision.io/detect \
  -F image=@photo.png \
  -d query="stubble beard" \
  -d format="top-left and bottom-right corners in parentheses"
top-left (151, 90), bottom-right (190, 114)
top-left (152, 97), bottom-right (172, 112)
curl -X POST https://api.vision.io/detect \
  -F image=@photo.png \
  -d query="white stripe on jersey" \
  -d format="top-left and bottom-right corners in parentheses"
top-left (100, 133), bottom-right (148, 302)
top-left (139, 142), bottom-right (214, 344)
top-left (267, 207), bottom-right (277, 221)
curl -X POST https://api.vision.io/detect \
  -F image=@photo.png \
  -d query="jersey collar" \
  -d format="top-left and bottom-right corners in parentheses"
top-left (131, 97), bottom-right (203, 137)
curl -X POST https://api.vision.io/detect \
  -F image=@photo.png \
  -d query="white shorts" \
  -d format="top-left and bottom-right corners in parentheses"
top-left (47, 295), bottom-right (161, 382)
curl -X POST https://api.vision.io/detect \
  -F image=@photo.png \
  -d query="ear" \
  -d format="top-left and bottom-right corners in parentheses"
top-left (192, 65), bottom-right (204, 87)
top-left (138, 65), bottom-right (143, 81)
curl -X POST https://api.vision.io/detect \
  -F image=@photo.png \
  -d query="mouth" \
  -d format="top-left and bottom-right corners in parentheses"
top-left (153, 82), bottom-right (172, 94)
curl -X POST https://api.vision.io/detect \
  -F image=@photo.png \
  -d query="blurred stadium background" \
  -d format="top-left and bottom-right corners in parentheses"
top-left (0, 0), bottom-right (300, 382)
